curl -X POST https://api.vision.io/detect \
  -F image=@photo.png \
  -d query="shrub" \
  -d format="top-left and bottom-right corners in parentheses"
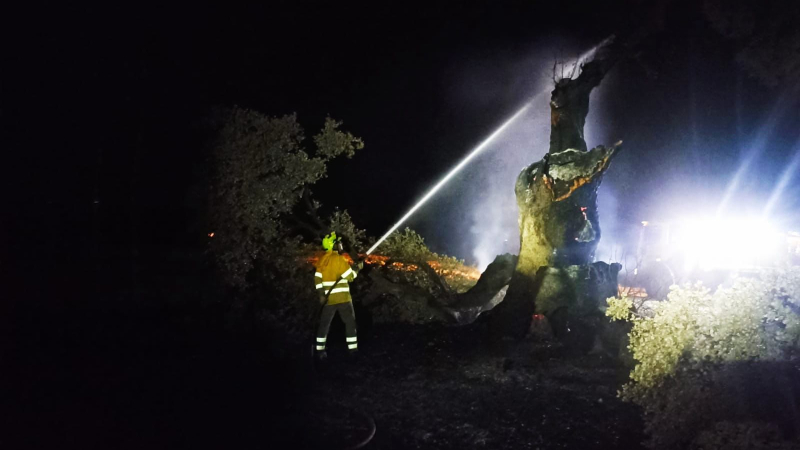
top-left (380, 228), bottom-right (479, 293)
top-left (379, 227), bottom-right (434, 261)
top-left (607, 268), bottom-right (800, 449)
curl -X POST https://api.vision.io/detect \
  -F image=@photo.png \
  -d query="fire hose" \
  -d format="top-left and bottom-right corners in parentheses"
top-left (346, 408), bottom-right (376, 450)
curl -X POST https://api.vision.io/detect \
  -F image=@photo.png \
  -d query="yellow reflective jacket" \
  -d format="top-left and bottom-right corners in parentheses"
top-left (314, 251), bottom-right (358, 305)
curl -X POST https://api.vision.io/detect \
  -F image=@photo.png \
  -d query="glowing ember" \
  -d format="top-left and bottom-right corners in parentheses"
top-left (305, 253), bottom-right (481, 281)
top-left (618, 285), bottom-right (648, 298)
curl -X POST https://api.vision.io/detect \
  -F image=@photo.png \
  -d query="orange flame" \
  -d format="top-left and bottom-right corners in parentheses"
top-left (305, 253), bottom-right (480, 281)
top-left (618, 285), bottom-right (648, 298)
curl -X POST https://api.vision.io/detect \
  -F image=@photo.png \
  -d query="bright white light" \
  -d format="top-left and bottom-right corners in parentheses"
top-left (367, 102), bottom-right (533, 255)
top-left (673, 217), bottom-right (784, 272)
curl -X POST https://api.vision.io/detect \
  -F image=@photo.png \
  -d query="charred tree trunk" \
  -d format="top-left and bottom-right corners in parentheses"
top-left (548, 53), bottom-right (617, 154)
top-left (489, 42), bottom-right (623, 339)
top-left (515, 143), bottom-right (621, 274)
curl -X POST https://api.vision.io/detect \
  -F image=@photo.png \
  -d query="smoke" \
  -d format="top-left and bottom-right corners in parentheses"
top-left (366, 102), bottom-right (534, 256)
top-left (404, 37), bottom-right (616, 271)
top-left (594, 185), bottom-right (625, 264)
top-left (467, 96), bottom-right (548, 269)
top-left (462, 42), bottom-right (614, 270)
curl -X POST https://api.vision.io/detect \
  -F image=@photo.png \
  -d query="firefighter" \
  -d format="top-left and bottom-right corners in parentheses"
top-left (314, 232), bottom-right (362, 360)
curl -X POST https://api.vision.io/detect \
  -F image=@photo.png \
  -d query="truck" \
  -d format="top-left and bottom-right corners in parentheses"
top-left (625, 217), bottom-right (796, 299)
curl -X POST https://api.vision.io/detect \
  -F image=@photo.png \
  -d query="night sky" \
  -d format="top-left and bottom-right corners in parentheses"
top-left (6, 1), bottom-right (800, 277)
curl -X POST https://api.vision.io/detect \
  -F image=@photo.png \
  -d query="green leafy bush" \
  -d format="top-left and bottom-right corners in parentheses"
top-left (607, 268), bottom-right (800, 449)
top-left (380, 227), bottom-right (441, 261)
top-left (380, 228), bottom-right (465, 269)
top-left (380, 228), bottom-right (479, 293)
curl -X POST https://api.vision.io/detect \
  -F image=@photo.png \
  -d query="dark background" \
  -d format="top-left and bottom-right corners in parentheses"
top-left (4, 0), bottom-right (800, 296)
top-left (3, 2), bottom-right (800, 448)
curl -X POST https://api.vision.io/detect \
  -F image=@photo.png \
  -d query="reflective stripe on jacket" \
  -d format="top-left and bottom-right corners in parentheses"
top-left (314, 251), bottom-right (357, 305)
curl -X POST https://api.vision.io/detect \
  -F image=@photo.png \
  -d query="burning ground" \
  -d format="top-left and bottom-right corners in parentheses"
top-left (308, 253), bottom-right (483, 293)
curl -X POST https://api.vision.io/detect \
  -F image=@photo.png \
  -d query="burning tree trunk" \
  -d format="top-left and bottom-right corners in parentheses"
top-left (489, 42), bottom-right (623, 339)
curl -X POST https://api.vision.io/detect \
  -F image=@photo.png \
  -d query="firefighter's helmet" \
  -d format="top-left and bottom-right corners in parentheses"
top-left (322, 232), bottom-right (339, 251)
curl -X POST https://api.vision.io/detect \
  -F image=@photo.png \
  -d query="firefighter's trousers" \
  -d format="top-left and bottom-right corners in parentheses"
top-left (316, 302), bottom-right (357, 352)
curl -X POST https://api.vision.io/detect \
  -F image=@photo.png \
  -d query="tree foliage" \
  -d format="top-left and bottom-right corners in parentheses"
top-left (328, 209), bottom-right (369, 254)
top-left (379, 228), bottom-right (433, 262)
top-left (380, 228), bottom-right (466, 270)
top-left (607, 268), bottom-right (800, 449)
top-left (208, 106), bottom-right (363, 287)
top-left (703, 0), bottom-right (800, 88)
top-left (379, 228), bottom-right (479, 293)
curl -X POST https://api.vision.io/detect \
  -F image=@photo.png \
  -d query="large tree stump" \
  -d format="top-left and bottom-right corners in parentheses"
top-left (515, 145), bottom-right (621, 274)
top-left (489, 42), bottom-right (623, 339)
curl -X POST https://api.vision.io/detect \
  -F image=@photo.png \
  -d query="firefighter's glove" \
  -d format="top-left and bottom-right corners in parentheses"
top-left (357, 261), bottom-right (364, 270)
top-left (318, 293), bottom-right (327, 305)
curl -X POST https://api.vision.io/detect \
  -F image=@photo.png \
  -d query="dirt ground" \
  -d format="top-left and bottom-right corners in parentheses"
top-left (291, 322), bottom-right (646, 450)
top-left (5, 304), bottom-right (645, 450)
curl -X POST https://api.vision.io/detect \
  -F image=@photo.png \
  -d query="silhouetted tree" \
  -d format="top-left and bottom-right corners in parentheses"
top-left (703, 0), bottom-right (800, 89)
top-left (207, 106), bottom-right (364, 288)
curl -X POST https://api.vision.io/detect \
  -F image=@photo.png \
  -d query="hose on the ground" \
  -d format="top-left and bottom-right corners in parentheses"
top-left (346, 407), bottom-right (376, 450)
top-left (306, 336), bottom-right (376, 449)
